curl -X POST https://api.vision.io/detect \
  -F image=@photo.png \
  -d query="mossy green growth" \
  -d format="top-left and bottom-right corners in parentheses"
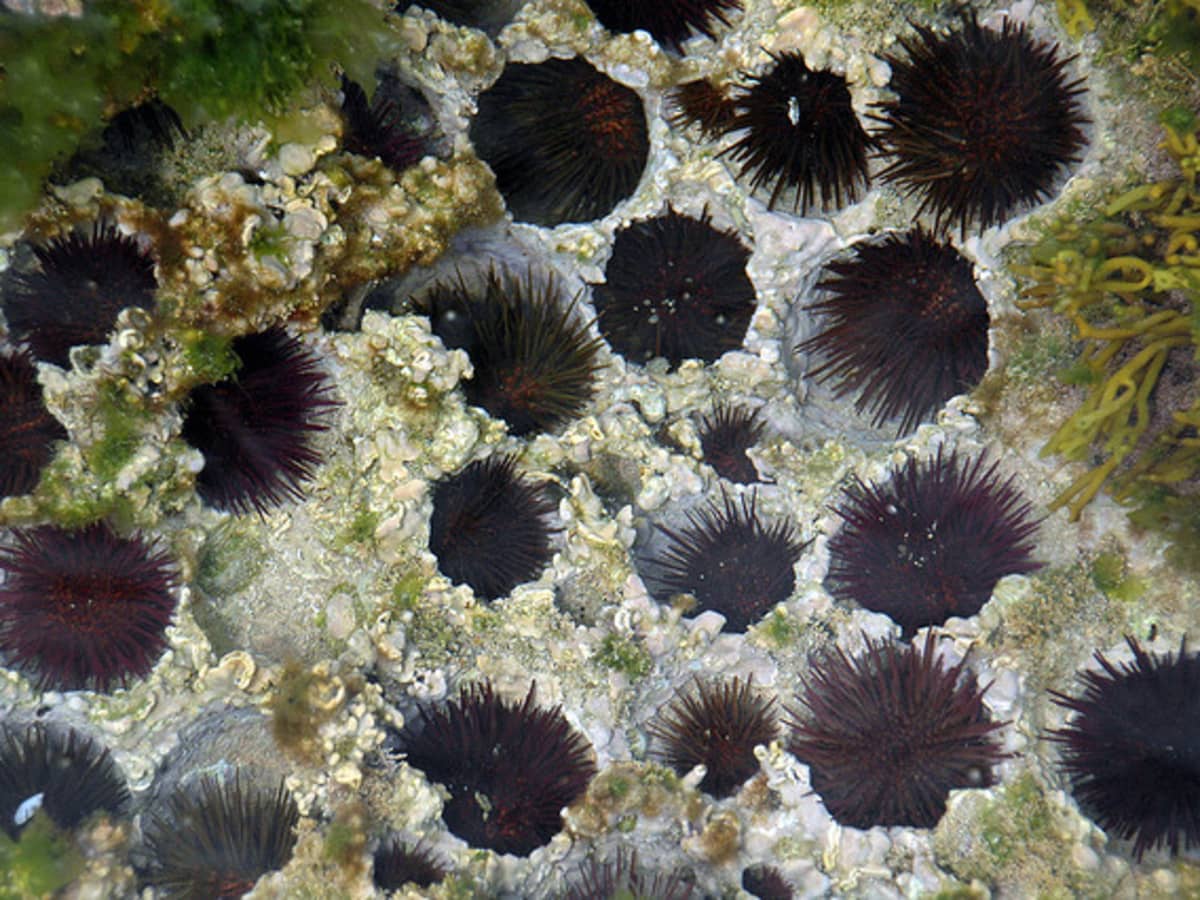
top-left (1089, 549), bottom-right (1143, 602)
top-left (0, 0), bottom-right (395, 232)
top-left (268, 658), bottom-right (339, 762)
top-left (179, 329), bottom-right (240, 387)
top-left (86, 380), bottom-right (150, 484)
top-left (195, 518), bottom-right (269, 597)
top-left (595, 633), bottom-right (653, 679)
top-left (1015, 122), bottom-right (1200, 561)
top-left (339, 507), bottom-right (381, 547)
top-left (0, 812), bottom-right (86, 899)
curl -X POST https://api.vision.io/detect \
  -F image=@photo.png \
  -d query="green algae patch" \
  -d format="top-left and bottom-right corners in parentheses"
top-left (933, 772), bottom-right (1104, 898)
top-left (595, 633), bottom-right (653, 679)
top-left (0, 813), bottom-right (86, 899)
top-left (268, 659), bottom-right (342, 763)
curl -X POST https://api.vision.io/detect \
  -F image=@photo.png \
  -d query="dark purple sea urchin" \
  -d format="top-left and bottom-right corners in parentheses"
top-left (417, 266), bottom-right (602, 436)
top-left (584, 0), bottom-right (741, 52)
top-left (873, 11), bottom-right (1088, 236)
top-left (139, 773), bottom-right (300, 898)
top-left (647, 676), bottom-right (778, 798)
top-left (181, 327), bottom-right (338, 515)
top-left (397, 681), bottom-right (596, 856)
top-left (564, 848), bottom-right (696, 899)
top-left (1049, 637), bottom-right (1200, 860)
top-left (373, 834), bottom-right (448, 890)
top-left (788, 634), bottom-right (1006, 829)
top-left (428, 454), bottom-right (557, 602)
top-left (5, 222), bottom-right (158, 368)
top-left (469, 56), bottom-right (649, 226)
top-left (340, 75), bottom-right (427, 172)
top-left (0, 523), bottom-right (178, 692)
top-left (723, 51), bottom-right (870, 215)
top-left (698, 403), bottom-right (764, 484)
top-left (668, 78), bottom-right (737, 140)
top-left (592, 207), bottom-right (755, 369)
top-left (643, 491), bottom-right (805, 633)
top-left (825, 449), bottom-right (1040, 637)
top-left (0, 349), bottom-right (67, 500)
top-left (799, 227), bottom-right (990, 435)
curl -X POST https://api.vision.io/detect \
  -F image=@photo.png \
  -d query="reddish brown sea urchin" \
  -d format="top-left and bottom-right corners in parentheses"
top-left (397, 681), bottom-right (596, 856)
top-left (1049, 637), bottom-right (1200, 860)
top-left (643, 490), bottom-right (806, 632)
top-left (798, 227), bottom-right (989, 435)
top-left (723, 51), bottom-right (870, 214)
top-left (0, 523), bottom-right (178, 692)
top-left (873, 10), bottom-right (1088, 236)
top-left (0, 349), bottom-right (67, 500)
top-left (647, 676), bottom-right (778, 798)
top-left (470, 56), bottom-right (649, 226)
top-left (180, 327), bottom-right (338, 515)
top-left (428, 454), bottom-right (557, 602)
top-left (668, 78), bottom-right (737, 140)
top-left (825, 449), bottom-right (1040, 637)
top-left (788, 634), bottom-right (1006, 829)
top-left (592, 207), bottom-right (755, 369)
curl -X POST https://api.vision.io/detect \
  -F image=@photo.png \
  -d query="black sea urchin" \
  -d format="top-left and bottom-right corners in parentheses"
top-left (825, 449), bottom-right (1040, 637)
top-left (181, 327), bottom-right (338, 515)
top-left (0, 723), bottom-right (130, 840)
top-left (592, 207), bottom-right (755, 369)
top-left (0, 349), bottom-right (67, 500)
top-left (4, 222), bottom-right (157, 367)
top-left (647, 676), bottom-right (778, 798)
top-left (417, 267), bottom-right (602, 435)
top-left (564, 848), bottom-right (696, 899)
top-left (873, 11), bottom-right (1088, 236)
top-left (723, 51), bottom-right (870, 214)
top-left (584, 0), bottom-right (741, 52)
top-left (1049, 637), bottom-right (1200, 860)
top-left (742, 865), bottom-right (794, 900)
top-left (397, 681), bottom-right (596, 856)
top-left (643, 491), bottom-right (805, 632)
top-left (373, 834), bottom-right (448, 890)
top-left (799, 228), bottom-right (989, 435)
top-left (470, 56), bottom-right (649, 226)
top-left (139, 773), bottom-right (300, 899)
top-left (400, 0), bottom-right (525, 34)
top-left (340, 75), bottom-right (427, 172)
top-left (788, 634), bottom-right (1006, 829)
top-left (428, 454), bottom-right (557, 601)
top-left (698, 403), bottom-right (764, 484)
top-left (0, 523), bottom-right (178, 692)
top-left (668, 79), bottom-right (737, 140)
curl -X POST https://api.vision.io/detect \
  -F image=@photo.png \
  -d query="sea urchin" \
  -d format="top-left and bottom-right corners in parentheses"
top-left (788, 634), bottom-right (1006, 829)
top-left (180, 327), bottom-right (338, 515)
top-left (470, 56), bottom-right (649, 226)
top-left (723, 51), bottom-right (870, 215)
top-left (428, 454), bottom-right (557, 602)
top-left (798, 227), bottom-right (990, 435)
top-left (397, 681), bottom-right (596, 856)
top-left (647, 676), bottom-right (778, 798)
top-left (873, 11), bottom-right (1088, 236)
top-left (697, 403), bottom-right (764, 484)
top-left (584, 0), bottom-right (741, 53)
top-left (1049, 636), bottom-right (1200, 860)
top-left (592, 207), bottom-right (756, 369)
top-left (642, 490), bottom-right (805, 633)
top-left (825, 449), bottom-right (1040, 636)
top-left (0, 349), bottom-right (67, 500)
top-left (340, 75), bottom-right (427, 172)
top-left (0, 523), bottom-right (178, 692)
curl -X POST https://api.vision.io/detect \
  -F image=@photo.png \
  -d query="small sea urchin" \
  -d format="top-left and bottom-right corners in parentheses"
top-left (698, 403), bottom-right (764, 484)
top-left (181, 327), bottom-right (338, 515)
top-left (428, 454), bottom-right (557, 601)
top-left (668, 78), bottom-right (737, 140)
top-left (0, 523), bottom-right (178, 692)
top-left (470, 56), bottom-right (649, 226)
top-left (0, 723), bottom-right (130, 839)
top-left (788, 634), bottom-right (1006, 829)
top-left (742, 865), bottom-right (794, 900)
top-left (4, 222), bottom-right (157, 368)
top-left (592, 207), bottom-right (756, 369)
top-left (1049, 637), bottom-right (1200, 859)
top-left (373, 834), bottom-right (448, 891)
top-left (647, 676), bottom-right (778, 798)
top-left (564, 848), bottom-right (696, 899)
top-left (0, 349), bottom-right (67, 500)
top-left (417, 266), bottom-right (602, 435)
top-left (723, 51), bottom-right (870, 214)
top-left (397, 681), bottom-right (596, 856)
top-left (799, 228), bottom-right (990, 435)
top-left (584, 0), bottom-right (741, 53)
top-left (340, 75), bottom-right (427, 172)
top-left (825, 449), bottom-right (1040, 636)
top-left (643, 491), bottom-right (805, 633)
top-left (873, 11), bottom-right (1088, 236)
top-left (139, 773), bottom-right (300, 898)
